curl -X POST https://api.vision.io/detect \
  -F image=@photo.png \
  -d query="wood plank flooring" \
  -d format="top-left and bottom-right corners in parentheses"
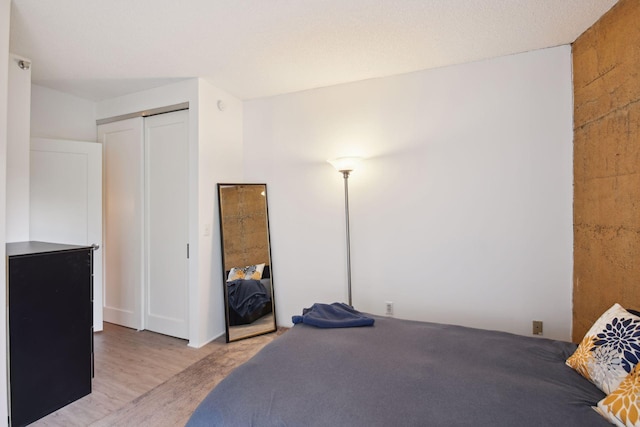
top-left (90, 331), bottom-right (282, 426)
top-left (31, 323), bottom-right (228, 426)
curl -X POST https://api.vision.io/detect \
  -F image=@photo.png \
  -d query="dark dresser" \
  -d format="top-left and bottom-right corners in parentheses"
top-left (6, 241), bottom-right (93, 427)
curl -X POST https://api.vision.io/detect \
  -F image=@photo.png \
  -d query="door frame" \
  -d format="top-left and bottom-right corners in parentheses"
top-left (100, 112), bottom-right (191, 339)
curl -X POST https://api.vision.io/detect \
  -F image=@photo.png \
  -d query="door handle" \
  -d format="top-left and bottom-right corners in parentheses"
top-left (91, 243), bottom-right (100, 251)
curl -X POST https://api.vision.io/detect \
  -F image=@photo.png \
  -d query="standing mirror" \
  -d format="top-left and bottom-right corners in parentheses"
top-left (217, 184), bottom-right (277, 342)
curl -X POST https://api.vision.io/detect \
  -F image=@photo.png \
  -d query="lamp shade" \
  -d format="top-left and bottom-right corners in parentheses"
top-left (328, 156), bottom-right (362, 173)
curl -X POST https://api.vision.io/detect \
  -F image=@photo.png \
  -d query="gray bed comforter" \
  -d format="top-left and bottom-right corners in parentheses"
top-left (187, 315), bottom-right (610, 426)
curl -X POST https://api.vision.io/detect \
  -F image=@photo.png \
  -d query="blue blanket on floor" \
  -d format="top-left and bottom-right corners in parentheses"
top-left (292, 302), bottom-right (375, 328)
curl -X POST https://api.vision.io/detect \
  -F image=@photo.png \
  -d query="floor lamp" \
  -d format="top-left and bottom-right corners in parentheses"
top-left (328, 156), bottom-right (362, 307)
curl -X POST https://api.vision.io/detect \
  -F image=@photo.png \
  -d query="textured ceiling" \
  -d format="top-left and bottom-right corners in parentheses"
top-left (9, 0), bottom-right (618, 101)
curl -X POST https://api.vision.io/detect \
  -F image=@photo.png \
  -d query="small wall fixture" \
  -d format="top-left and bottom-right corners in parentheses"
top-left (17, 59), bottom-right (31, 70)
top-left (328, 156), bottom-right (362, 306)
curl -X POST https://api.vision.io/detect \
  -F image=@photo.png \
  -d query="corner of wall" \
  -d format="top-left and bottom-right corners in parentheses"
top-left (1, 0), bottom-right (13, 420)
top-left (194, 78), bottom-right (244, 345)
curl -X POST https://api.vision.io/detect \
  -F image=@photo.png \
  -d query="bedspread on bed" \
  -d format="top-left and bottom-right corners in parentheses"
top-left (187, 316), bottom-right (610, 427)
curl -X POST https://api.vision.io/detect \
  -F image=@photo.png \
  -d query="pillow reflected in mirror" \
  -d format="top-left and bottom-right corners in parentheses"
top-left (227, 263), bottom-right (265, 282)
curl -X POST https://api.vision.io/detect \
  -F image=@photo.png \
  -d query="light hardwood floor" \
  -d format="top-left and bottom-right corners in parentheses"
top-left (31, 323), bottom-right (228, 426)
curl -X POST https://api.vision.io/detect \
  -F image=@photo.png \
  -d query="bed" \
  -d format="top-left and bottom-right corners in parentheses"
top-left (187, 313), bottom-right (612, 426)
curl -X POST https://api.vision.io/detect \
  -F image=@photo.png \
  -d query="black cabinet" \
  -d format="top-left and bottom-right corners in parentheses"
top-left (6, 241), bottom-right (93, 427)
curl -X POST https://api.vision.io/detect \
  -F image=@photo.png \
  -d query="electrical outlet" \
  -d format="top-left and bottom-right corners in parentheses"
top-left (385, 301), bottom-right (394, 317)
top-left (532, 320), bottom-right (543, 336)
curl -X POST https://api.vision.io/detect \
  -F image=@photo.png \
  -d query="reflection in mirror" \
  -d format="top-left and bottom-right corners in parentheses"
top-left (218, 184), bottom-right (276, 342)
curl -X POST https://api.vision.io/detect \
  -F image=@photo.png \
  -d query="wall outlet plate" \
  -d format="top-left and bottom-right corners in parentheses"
top-left (532, 320), bottom-right (543, 335)
top-left (385, 301), bottom-right (394, 317)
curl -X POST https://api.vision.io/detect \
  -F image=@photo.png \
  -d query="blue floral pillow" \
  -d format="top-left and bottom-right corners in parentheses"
top-left (567, 303), bottom-right (640, 394)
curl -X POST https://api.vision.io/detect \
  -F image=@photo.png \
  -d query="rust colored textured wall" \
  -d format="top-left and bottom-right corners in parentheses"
top-left (573, 0), bottom-right (640, 342)
top-left (219, 185), bottom-right (270, 272)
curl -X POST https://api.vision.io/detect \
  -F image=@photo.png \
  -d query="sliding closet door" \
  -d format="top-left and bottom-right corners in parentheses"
top-left (99, 117), bottom-right (144, 330)
top-left (144, 110), bottom-right (189, 339)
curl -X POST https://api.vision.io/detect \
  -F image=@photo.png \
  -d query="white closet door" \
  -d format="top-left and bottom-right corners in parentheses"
top-left (99, 117), bottom-right (144, 330)
top-left (30, 138), bottom-right (103, 331)
top-left (144, 110), bottom-right (189, 339)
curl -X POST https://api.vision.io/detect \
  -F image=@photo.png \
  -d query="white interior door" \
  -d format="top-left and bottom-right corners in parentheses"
top-left (99, 118), bottom-right (144, 330)
top-left (29, 138), bottom-right (103, 331)
top-left (144, 110), bottom-right (189, 339)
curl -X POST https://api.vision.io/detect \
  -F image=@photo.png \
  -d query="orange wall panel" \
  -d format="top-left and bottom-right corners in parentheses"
top-left (572, 0), bottom-right (640, 341)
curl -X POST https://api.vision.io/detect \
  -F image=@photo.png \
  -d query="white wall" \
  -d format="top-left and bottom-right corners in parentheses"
top-left (244, 45), bottom-right (574, 340)
top-left (97, 81), bottom-right (196, 120)
top-left (6, 53), bottom-right (31, 242)
top-left (196, 79), bottom-right (243, 344)
top-left (31, 84), bottom-right (97, 142)
top-left (1, 0), bottom-right (11, 419)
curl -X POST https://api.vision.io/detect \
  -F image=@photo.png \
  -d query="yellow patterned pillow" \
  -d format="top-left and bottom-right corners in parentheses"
top-left (597, 364), bottom-right (640, 426)
top-left (227, 263), bottom-right (265, 282)
top-left (567, 303), bottom-right (640, 394)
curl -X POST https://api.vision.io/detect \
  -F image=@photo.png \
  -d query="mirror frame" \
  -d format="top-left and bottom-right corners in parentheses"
top-left (217, 183), bottom-right (277, 342)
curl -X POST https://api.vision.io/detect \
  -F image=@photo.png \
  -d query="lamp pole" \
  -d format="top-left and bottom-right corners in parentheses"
top-left (328, 156), bottom-right (362, 307)
top-left (342, 170), bottom-right (353, 307)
